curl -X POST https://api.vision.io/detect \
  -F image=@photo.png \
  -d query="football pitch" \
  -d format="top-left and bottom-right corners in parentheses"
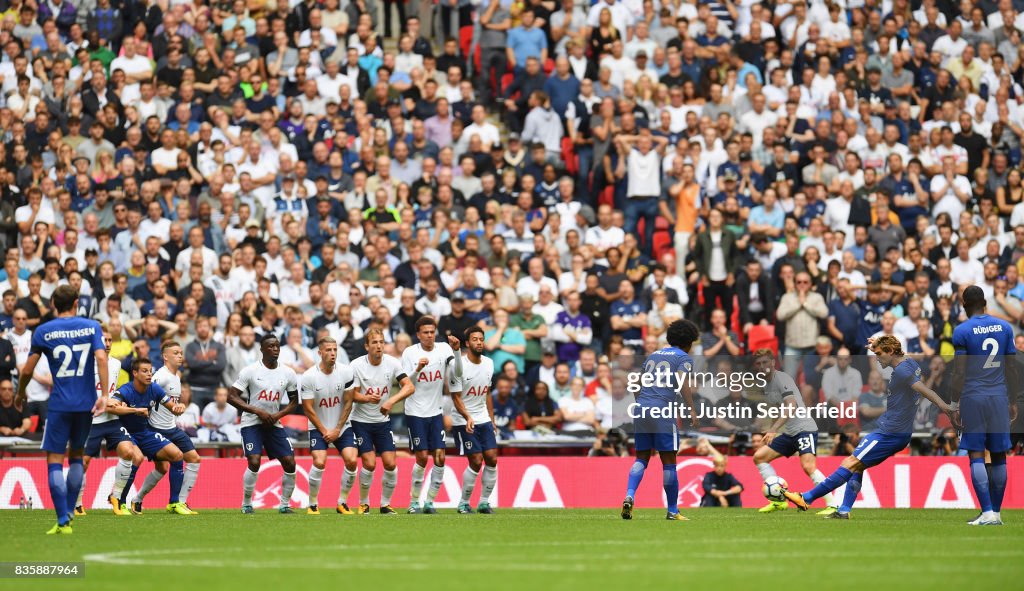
top-left (3, 509), bottom-right (1022, 591)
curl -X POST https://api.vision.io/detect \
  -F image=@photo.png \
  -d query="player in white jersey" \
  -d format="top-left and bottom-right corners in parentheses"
top-left (349, 328), bottom-right (415, 514)
top-left (229, 333), bottom-right (300, 514)
top-left (130, 341), bottom-right (202, 515)
top-left (79, 327), bottom-right (141, 516)
top-left (751, 348), bottom-right (836, 515)
top-left (401, 316), bottom-right (463, 514)
top-left (450, 326), bottom-right (499, 514)
top-left (300, 337), bottom-right (357, 515)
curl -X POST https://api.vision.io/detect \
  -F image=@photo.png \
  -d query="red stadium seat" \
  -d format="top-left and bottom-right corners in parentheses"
top-left (561, 137), bottom-right (578, 175)
top-left (747, 324), bottom-right (778, 356)
top-left (501, 73), bottom-right (516, 99)
top-left (459, 26), bottom-right (473, 57)
top-left (279, 415), bottom-right (308, 431)
top-left (599, 186), bottom-right (614, 207)
top-left (730, 296), bottom-right (740, 335)
top-left (655, 216), bottom-right (670, 232)
top-left (652, 232), bottom-right (673, 261)
top-left (544, 58), bottom-right (555, 74)
top-left (29, 415), bottom-right (38, 433)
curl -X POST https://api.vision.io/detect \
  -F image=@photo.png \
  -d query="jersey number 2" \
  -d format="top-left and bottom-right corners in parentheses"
top-left (982, 337), bottom-right (1001, 369)
top-left (54, 344), bottom-right (91, 378)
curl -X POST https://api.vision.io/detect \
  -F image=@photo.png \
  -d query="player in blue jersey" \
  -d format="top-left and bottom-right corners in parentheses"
top-left (621, 319), bottom-right (701, 521)
top-left (784, 336), bottom-right (954, 517)
top-left (950, 285), bottom-right (1022, 525)
top-left (108, 358), bottom-right (188, 513)
top-left (13, 286), bottom-right (108, 535)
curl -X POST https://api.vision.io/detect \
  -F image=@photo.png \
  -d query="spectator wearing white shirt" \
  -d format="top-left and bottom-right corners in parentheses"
top-left (278, 262), bottom-right (311, 306)
top-left (516, 257), bottom-right (559, 299)
top-left (949, 239), bottom-right (985, 286)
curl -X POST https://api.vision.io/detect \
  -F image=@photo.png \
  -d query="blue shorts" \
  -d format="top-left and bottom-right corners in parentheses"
top-left (959, 396), bottom-right (1012, 453)
top-left (351, 420), bottom-right (396, 454)
top-left (155, 427), bottom-right (195, 454)
top-left (84, 421), bottom-right (134, 457)
top-left (132, 428), bottom-right (175, 460)
top-left (309, 427), bottom-right (357, 452)
top-left (241, 425), bottom-right (295, 460)
top-left (452, 423), bottom-right (498, 455)
top-left (768, 431), bottom-right (818, 457)
top-left (407, 414), bottom-right (446, 451)
top-left (42, 411), bottom-right (93, 454)
top-left (853, 432), bottom-right (912, 468)
top-left (633, 417), bottom-right (679, 452)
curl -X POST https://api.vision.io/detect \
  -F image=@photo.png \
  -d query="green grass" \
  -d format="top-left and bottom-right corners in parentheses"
top-left (3, 509), bottom-right (1023, 591)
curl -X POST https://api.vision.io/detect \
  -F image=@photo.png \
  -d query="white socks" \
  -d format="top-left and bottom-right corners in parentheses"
top-left (280, 471), bottom-right (296, 509)
top-left (308, 466), bottom-right (324, 506)
top-left (359, 468), bottom-right (374, 505)
top-left (111, 459), bottom-right (133, 501)
top-left (77, 474), bottom-right (86, 507)
top-left (811, 469), bottom-right (835, 507)
top-left (242, 468), bottom-right (258, 506)
top-left (425, 465), bottom-right (445, 503)
top-left (136, 469), bottom-right (164, 502)
top-left (180, 463), bottom-right (200, 505)
top-left (756, 462), bottom-right (777, 481)
top-left (460, 467), bottom-right (479, 504)
top-left (381, 469), bottom-right (398, 506)
top-left (339, 468), bottom-right (357, 505)
top-left (410, 463), bottom-right (426, 503)
top-left (480, 466), bottom-right (497, 503)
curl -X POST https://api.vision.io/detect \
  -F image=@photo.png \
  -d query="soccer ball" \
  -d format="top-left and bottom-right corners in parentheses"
top-left (762, 476), bottom-right (789, 502)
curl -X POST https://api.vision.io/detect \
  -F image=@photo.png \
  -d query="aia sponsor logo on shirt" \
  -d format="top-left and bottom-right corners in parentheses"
top-left (417, 369), bottom-right (442, 382)
top-left (466, 385), bottom-right (490, 397)
top-left (256, 389), bottom-right (282, 402)
top-left (364, 386), bottom-right (389, 397)
top-left (318, 396), bottom-right (342, 408)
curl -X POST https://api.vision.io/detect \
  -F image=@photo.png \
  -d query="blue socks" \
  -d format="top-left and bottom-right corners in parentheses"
top-left (839, 472), bottom-right (862, 514)
top-left (663, 467), bottom-right (679, 514)
top-left (64, 458), bottom-right (84, 518)
top-left (169, 461), bottom-right (184, 504)
top-left (989, 456), bottom-right (1007, 513)
top-left (48, 463), bottom-right (69, 525)
top-left (970, 457), bottom-right (993, 513)
top-left (625, 459), bottom-right (648, 498)
top-left (120, 464), bottom-right (139, 505)
top-left (804, 467), bottom-right (853, 504)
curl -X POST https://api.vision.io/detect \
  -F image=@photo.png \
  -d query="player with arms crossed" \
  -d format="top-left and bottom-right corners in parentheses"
top-left (130, 341), bottom-right (202, 515)
top-left (300, 337), bottom-right (357, 515)
top-left (15, 286), bottom-right (108, 534)
top-left (785, 335), bottom-right (954, 517)
top-left (951, 285), bottom-right (1021, 525)
top-left (622, 319), bottom-right (701, 521)
top-left (107, 358), bottom-right (188, 517)
top-left (402, 316), bottom-right (463, 514)
top-left (229, 333), bottom-right (300, 514)
top-left (450, 326), bottom-right (498, 514)
top-left (350, 328), bottom-right (415, 514)
top-left (77, 327), bottom-right (139, 516)
top-left (752, 348), bottom-right (836, 515)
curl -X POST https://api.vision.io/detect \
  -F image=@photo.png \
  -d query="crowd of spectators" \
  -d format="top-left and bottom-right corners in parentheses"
top-left (0, 0), bottom-right (1022, 455)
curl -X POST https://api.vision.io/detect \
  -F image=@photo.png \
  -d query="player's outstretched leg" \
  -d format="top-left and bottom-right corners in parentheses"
top-left (787, 465), bottom-right (858, 511)
top-left (829, 472), bottom-right (862, 519)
